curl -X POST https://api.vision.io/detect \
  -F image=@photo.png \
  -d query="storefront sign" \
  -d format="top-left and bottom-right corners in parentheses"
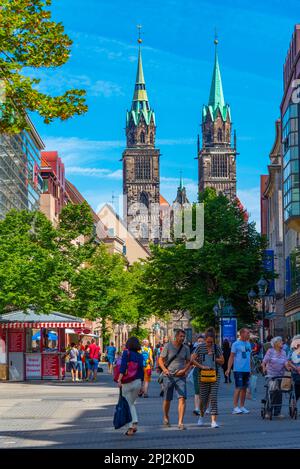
top-left (42, 354), bottom-right (59, 378)
top-left (25, 354), bottom-right (41, 379)
top-left (8, 331), bottom-right (25, 352)
top-left (221, 318), bottom-right (237, 345)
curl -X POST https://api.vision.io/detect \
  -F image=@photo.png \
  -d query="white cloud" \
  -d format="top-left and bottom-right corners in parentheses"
top-left (89, 80), bottom-right (123, 97)
top-left (66, 166), bottom-right (122, 180)
top-left (42, 136), bottom-right (124, 166)
top-left (237, 187), bottom-right (261, 231)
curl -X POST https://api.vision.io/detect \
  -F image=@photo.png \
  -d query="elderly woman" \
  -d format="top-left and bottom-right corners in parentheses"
top-left (287, 335), bottom-right (300, 403)
top-left (262, 336), bottom-right (287, 417)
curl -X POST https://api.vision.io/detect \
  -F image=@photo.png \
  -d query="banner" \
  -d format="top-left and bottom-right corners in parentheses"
top-left (221, 318), bottom-right (237, 345)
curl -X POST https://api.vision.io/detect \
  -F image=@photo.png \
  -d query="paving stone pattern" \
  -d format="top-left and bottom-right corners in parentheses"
top-left (0, 368), bottom-right (299, 449)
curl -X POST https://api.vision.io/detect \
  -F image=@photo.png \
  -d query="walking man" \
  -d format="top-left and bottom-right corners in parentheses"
top-left (158, 329), bottom-right (191, 430)
top-left (87, 339), bottom-right (101, 382)
top-left (226, 328), bottom-right (252, 414)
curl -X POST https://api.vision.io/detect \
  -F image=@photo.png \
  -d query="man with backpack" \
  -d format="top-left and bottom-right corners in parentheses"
top-left (140, 339), bottom-right (153, 397)
top-left (158, 330), bottom-right (191, 430)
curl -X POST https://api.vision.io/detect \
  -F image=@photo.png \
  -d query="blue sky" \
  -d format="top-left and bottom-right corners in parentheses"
top-left (31, 0), bottom-right (300, 228)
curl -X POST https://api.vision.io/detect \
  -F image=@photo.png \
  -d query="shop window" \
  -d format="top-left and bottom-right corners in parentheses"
top-left (26, 328), bottom-right (41, 353)
top-left (42, 328), bottom-right (58, 352)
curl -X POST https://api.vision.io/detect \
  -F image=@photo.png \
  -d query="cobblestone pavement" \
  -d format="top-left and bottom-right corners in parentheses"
top-left (0, 367), bottom-right (300, 449)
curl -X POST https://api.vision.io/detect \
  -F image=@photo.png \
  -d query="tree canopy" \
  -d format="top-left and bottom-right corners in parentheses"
top-left (0, 0), bottom-right (87, 133)
top-left (143, 188), bottom-right (267, 329)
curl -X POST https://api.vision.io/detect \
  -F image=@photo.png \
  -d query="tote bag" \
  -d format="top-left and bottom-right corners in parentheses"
top-left (113, 389), bottom-right (132, 429)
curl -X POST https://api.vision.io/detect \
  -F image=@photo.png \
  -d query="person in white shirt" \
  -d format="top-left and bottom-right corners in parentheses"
top-left (226, 328), bottom-right (251, 414)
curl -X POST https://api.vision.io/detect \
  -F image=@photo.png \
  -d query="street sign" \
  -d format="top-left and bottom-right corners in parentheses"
top-left (221, 317), bottom-right (237, 345)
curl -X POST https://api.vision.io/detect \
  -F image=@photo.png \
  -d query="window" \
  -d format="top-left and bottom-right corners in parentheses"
top-left (211, 154), bottom-right (228, 177)
top-left (140, 191), bottom-right (149, 208)
top-left (140, 131), bottom-right (145, 143)
top-left (135, 156), bottom-right (151, 180)
top-left (150, 132), bottom-right (154, 144)
top-left (42, 328), bottom-right (58, 352)
top-left (218, 129), bottom-right (222, 142)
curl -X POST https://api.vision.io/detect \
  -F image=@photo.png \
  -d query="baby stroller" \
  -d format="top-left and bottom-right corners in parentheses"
top-left (261, 375), bottom-right (298, 420)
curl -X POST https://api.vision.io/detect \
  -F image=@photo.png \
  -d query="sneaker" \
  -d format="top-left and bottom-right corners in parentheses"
top-left (75, 378), bottom-right (80, 382)
top-left (193, 410), bottom-right (200, 416)
top-left (240, 407), bottom-right (250, 414)
top-left (197, 416), bottom-right (204, 426)
top-left (232, 407), bottom-right (242, 414)
top-left (205, 408), bottom-right (210, 415)
top-left (211, 421), bottom-right (219, 428)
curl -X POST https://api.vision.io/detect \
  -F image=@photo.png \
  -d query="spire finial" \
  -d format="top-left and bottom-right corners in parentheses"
top-left (214, 28), bottom-right (218, 46)
top-left (179, 170), bottom-right (183, 190)
top-left (137, 24), bottom-right (142, 45)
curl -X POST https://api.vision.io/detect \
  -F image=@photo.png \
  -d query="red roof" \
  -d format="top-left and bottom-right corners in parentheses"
top-left (160, 194), bottom-right (169, 206)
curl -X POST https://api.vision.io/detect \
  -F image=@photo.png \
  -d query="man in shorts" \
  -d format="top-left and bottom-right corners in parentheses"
top-left (87, 339), bottom-right (101, 382)
top-left (226, 328), bottom-right (251, 414)
top-left (158, 329), bottom-right (191, 430)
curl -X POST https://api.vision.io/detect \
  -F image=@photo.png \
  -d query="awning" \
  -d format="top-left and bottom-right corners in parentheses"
top-left (0, 322), bottom-right (85, 329)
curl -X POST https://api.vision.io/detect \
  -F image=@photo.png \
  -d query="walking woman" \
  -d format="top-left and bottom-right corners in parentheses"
top-left (117, 337), bottom-right (144, 436)
top-left (222, 339), bottom-right (232, 383)
top-left (262, 336), bottom-right (287, 417)
top-left (191, 329), bottom-right (224, 428)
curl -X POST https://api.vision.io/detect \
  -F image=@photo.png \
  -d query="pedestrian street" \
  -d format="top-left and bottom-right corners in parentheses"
top-left (0, 366), bottom-right (299, 449)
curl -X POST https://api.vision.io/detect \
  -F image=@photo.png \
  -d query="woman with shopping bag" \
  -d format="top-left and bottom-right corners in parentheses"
top-left (191, 329), bottom-right (224, 428)
top-left (262, 336), bottom-right (287, 417)
top-left (116, 336), bottom-right (144, 436)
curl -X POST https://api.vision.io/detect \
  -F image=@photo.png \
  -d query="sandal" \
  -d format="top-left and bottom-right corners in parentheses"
top-left (178, 424), bottom-right (186, 430)
top-left (125, 428), bottom-right (135, 436)
top-left (163, 418), bottom-right (171, 427)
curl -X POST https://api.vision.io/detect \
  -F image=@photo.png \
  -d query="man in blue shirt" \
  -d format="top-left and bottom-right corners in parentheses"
top-left (226, 328), bottom-right (251, 414)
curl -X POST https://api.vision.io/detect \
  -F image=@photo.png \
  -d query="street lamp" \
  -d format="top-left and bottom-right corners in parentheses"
top-left (248, 277), bottom-right (276, 344)
top-left (213, 296), bottom-right (233, 345)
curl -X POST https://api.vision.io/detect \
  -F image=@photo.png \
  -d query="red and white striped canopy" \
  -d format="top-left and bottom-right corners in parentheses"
top-left (0, 322), bottom-right (85, 329)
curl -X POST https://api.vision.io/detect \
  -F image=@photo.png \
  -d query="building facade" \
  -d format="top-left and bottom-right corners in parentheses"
top-left (122, 42), bottom-right (160, 245)
top-left (0, 118), bottom-right (44, 218)
top-left (281, 25), bottom-right (300, 336)
top-left (262, 120), bottom-right (285, 336)
top-left (40, 151), bottom-right (67, 226)
top-left (198, 40), bottom-right (237, 200)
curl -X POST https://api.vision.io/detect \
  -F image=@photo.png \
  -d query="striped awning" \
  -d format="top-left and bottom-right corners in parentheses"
top-left (0, 322), bottom-right (85, 329)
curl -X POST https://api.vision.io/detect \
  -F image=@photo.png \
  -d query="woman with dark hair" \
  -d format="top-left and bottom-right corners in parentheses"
top-left (117, 336), bottom-right (144, 436)
top-left (222, 339), bottom-right (232, 383)
top-left (191, 329), bottom-right (224, 428)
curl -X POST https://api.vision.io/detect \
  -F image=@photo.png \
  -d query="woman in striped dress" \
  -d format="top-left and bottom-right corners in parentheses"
top-left (191, 329), bottom-right (224, 428)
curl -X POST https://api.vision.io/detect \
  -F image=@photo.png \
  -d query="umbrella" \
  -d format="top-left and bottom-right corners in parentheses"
top-left (32, 331), bottom-right (57, 341)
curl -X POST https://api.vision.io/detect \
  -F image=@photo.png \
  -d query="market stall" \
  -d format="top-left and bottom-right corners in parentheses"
top-left (0, 310), bottom-right (85, 381)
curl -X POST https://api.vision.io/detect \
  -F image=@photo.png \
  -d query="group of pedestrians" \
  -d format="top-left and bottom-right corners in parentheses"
top-left (115, 327), bottom-right (300, 435)
top-left (67, 338), bottom-right (101, 382)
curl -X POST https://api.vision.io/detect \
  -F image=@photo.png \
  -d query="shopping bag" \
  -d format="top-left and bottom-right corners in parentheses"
top-left (113, 389), bottom-right (132, 430)
top-left (281, 371), bottom-right (292, 391)
top-left (249, 374), bottom-right (257, 399)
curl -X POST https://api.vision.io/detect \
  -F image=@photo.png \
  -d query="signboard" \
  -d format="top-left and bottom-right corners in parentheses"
top-left (42, 354), bottom-right (59, 379)
top-left (8, 331), bottom-right (25, 352)
top-left (221, 318), bottom-right (237, 345)
top-left (25, 354), bottom-right (41, 379)
top-left (263, 249), bottom-right (275, 292)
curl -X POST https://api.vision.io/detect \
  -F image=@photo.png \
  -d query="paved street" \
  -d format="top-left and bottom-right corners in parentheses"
top-left (0, 367), bottom-right (299, 449)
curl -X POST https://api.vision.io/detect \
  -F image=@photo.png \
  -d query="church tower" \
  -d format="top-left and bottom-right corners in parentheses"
top-left (122, 34), bottom-right (160, 244)
top-left (198, 38), bottom-right (237, 199)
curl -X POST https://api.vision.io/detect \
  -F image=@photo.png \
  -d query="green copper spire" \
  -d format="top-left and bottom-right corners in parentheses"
top-left (202, 36), bottom-right (231, 123)
top-left (126, 30), bottom-right (155, 127)
top-left (133, 47), bottom-right (148, 103)
top-left (208, 40), bottom-right (225, 110)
